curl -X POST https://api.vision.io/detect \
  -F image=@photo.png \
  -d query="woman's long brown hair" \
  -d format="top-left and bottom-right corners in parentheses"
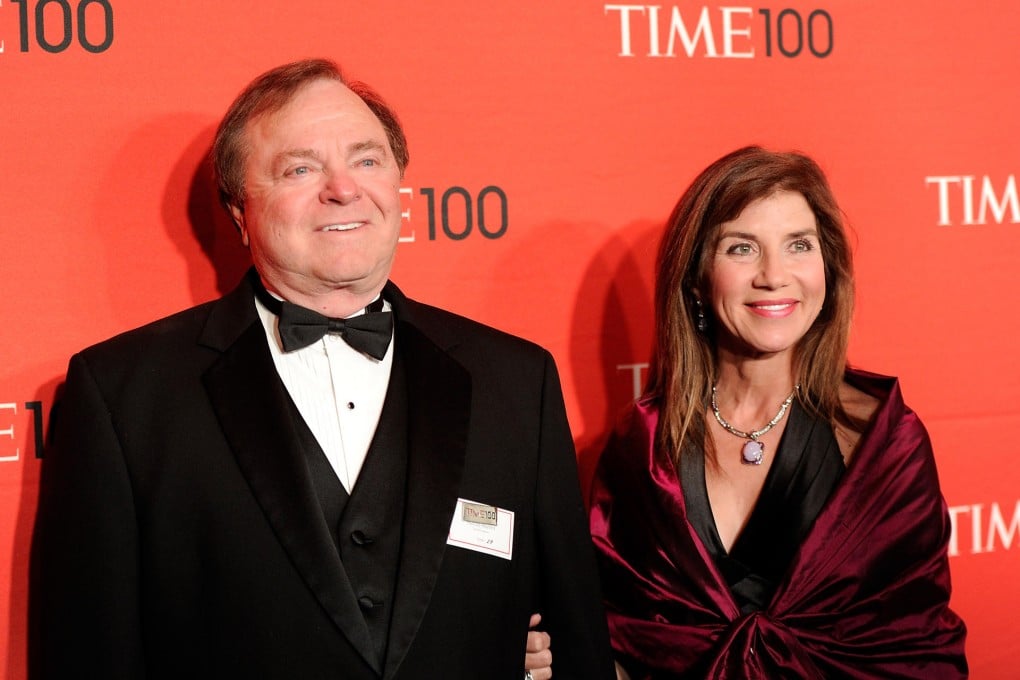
top-left (645, 146), bottom-right (857, 465)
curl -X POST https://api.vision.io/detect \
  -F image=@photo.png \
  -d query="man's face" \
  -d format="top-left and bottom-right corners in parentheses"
top-left (231, 78), bottom-right (403, 304)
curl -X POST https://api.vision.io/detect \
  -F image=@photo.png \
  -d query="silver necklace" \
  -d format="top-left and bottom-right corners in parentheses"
top-left (711, 385), bottom-right (799, 465)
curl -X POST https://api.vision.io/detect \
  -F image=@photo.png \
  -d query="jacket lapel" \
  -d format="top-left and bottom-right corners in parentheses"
top-left (198, 272), bottom-right (381, 674)
top-left (382, 284), bottom-right (472, 679)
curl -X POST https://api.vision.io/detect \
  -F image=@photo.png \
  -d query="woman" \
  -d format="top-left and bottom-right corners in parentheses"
top-left (589, 147), bottom-right (967, 678)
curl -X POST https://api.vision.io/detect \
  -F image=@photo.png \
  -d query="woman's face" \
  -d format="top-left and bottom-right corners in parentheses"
top-left (704, 190), bottom-right (826, 361)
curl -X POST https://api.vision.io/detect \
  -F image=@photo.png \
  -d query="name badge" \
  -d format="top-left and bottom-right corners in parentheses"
top-left (447, 497), bottom-right (514, 560)
top-left (462, 501), bottom-right (498, 525)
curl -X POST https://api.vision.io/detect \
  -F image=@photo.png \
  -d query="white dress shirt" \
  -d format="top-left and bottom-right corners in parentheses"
top-left (254, 294), bottom-right (394, 492)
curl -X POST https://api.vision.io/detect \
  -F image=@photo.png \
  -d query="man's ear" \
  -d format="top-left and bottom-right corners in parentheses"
top-left (228, 203), bottom-right (249, 247)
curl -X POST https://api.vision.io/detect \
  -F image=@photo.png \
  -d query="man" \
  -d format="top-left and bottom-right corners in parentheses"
top-left (31, 59), bottom-right (614, 679)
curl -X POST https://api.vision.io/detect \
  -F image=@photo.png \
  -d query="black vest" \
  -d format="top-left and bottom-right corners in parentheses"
top-left (290, 350), bottom-right (409, 669)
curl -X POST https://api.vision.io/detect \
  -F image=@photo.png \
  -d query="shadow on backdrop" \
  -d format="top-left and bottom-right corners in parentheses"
top-left (568, 221), bottom-right (660, 503)
top-left (165, 125), bottom-right (251, 300)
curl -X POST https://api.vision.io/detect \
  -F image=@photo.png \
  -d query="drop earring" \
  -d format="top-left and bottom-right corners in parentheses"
top-left (695, 299), bottom-right (708, 333)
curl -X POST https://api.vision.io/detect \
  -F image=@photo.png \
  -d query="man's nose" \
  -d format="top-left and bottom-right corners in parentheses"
top-left (319, 170), bottom-right (360, 204)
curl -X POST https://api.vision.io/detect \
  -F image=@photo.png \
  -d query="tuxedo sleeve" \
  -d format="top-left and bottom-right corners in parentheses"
top-left (534, 353), bottom-right (616, 680)
top-left (31, 352), bottom-right (146, 679)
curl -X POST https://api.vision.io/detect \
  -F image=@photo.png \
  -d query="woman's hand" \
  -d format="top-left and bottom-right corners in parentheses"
top-left (524, 613), bottom-right (552, 680)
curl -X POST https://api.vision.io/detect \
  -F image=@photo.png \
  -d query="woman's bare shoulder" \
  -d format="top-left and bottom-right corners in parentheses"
top-left (840, 380), bottom-right (882, 423)
top-left (835, 381), bottom-right (882, 463)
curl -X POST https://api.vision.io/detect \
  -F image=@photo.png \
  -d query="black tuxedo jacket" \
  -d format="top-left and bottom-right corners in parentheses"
top-left (31, 274), bottom-right (614, 679)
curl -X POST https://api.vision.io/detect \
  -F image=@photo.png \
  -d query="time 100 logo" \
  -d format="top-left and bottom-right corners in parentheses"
top-left (4, 0), bottom-right (114, 53)
top-left (400, 186), bottom-right (509, 242)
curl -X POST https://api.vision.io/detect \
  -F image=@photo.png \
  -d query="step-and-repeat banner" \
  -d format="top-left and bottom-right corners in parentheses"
top-left (2, 2), bottom-right (1017, 676)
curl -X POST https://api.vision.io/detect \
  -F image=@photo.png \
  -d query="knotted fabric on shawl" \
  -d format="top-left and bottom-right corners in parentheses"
top-left (589, 370), bottom-right (967, 678)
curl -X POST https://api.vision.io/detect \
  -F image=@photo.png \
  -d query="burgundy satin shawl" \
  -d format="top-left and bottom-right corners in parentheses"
top-left (590, 370), bottom-right (967, 678)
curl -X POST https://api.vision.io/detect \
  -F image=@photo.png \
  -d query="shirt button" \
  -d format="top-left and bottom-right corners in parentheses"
top-left (346, 402), bottom-right (355, 410)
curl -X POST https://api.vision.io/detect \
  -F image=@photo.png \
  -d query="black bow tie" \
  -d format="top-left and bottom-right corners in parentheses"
top-left (250, 272), bottom-right (393, 359)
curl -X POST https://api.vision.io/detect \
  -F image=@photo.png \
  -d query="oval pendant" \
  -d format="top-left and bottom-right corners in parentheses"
top-left (741, 440), bottom-right (764, 465)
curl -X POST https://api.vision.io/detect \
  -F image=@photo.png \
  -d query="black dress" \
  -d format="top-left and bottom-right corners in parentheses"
top-left (681, 401), bottom-right (845, 613)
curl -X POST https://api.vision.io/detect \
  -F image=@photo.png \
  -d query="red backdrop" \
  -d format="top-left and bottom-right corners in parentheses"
top-left (2, 2), bottom-right (1017, 676)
